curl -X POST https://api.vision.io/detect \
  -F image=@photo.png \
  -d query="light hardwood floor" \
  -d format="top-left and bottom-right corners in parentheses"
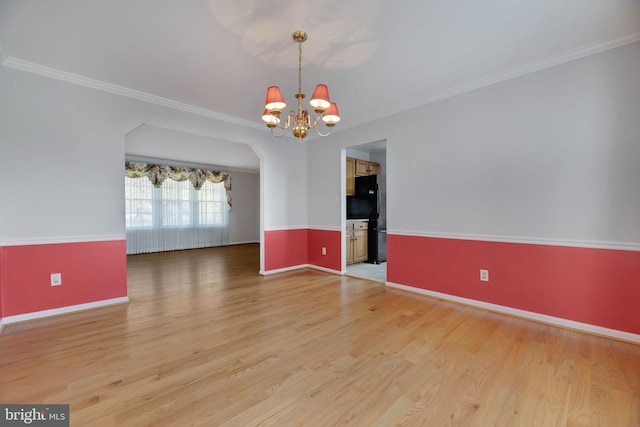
top-left (1, 244), bottom-right (639, 426)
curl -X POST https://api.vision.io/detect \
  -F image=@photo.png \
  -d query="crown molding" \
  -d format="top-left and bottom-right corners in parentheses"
top-left (2, 33), bottom-right (638, 134)
top-left (340, 32), bottom-right (640, 132)
top-left (1, 56), bottom-right (265, 132)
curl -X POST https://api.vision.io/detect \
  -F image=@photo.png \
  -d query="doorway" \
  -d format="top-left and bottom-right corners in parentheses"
top-left (123, 123), bottom-right (261, 261)
top-left (344, 140), bottom-right (387, 283)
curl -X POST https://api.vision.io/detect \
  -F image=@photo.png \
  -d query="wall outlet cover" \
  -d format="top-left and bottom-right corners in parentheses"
top-left (51, 273), bottom-right (62, 286)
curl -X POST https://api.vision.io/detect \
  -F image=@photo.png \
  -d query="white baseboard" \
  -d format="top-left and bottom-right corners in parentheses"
top-left (260, 264), bottom-right (307, 275)
top-left (307, 265), bottom-right (342, 275)
top-left (386, 282), bottom-right (640, 345)
top-left (260, 264), bottom-right (342, 276)
top-left (1, 297), bottom-right (130, 328)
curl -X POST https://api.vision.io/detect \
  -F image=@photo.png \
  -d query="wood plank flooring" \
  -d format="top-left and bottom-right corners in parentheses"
top-left (1, 243), bottom-right (639, 426)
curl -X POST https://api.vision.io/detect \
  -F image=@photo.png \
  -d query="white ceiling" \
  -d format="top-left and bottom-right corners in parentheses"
top-left (1, 0), bottom-right (639, 135)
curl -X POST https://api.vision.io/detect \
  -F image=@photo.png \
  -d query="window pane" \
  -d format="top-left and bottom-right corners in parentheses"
top-left (198, 181), bottom-right (226, 226)
top-left (125, 177), bottom-right (153, 228)
top-left (162, 180), bottom-right (192, 227)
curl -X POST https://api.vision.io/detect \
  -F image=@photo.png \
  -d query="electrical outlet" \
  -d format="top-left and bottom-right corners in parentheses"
top-left (322, 247), bottom-right (327, 255)
top-left (51, 273), bottom-right (62, 286)
top-left (480, 269), bottom-right (489, 282)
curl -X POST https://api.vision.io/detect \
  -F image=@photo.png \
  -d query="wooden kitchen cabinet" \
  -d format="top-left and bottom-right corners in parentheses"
top-left (346, 157), bottom-right (356, 196)
top-left (346, 220), bottom-right (368, 264)
top-left (346, 157), bottom-right (380, 196)
top-left (355, 159), bottom-right (380, 177)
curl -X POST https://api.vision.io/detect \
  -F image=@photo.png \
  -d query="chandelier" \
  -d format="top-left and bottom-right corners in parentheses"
top-left (261, 30), bottom-right (340, 142)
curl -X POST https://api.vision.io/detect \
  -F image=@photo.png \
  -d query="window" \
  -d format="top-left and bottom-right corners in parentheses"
top-left (125, 177), bottom-right (153, 228)
top-left (124, 162), bottom-right (231, 254)
top-left (197, 180), bottom-right (226, 226)
top-left (125, 177), bottom-right (227, 229)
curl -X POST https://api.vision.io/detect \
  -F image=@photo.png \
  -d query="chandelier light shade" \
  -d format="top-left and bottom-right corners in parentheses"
top-left (261, 109), bottom-right (280, 126)
top-left (265, 86), bottom-right (286, 112)
top-left (322, 102), bottom-right (341, 125)
top-left (261, 30), bottom-right (341, 142)
top-left (310, 84), bottom-right (331, 110)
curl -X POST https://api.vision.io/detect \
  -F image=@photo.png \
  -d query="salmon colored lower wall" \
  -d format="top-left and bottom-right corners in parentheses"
top-left (388, 234), bottom-right (640, 335)
top-left (264, 229), bottom-right (309, 271)
top-left (0, 248), bottom-right (3, 319)
top-left (1, 240), bottom-right (127, 317)
top-left (264, 229), bottom-right (342, 272)
top-left (307, 229), bottom-right (342, 272)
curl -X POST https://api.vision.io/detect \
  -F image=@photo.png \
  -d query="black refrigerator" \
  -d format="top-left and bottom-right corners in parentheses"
top-left (347, 175), bottom-right (387, 264)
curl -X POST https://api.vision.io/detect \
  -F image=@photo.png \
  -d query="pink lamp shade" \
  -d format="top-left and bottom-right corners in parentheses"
top-left (261, 109), bottom-right (280, 126)
top-left (322, 102), bottom-right (341, 125)
top-left (265, 86), bottom-right (286, 111)
top-left (310, 84), bottom-right (331, 110)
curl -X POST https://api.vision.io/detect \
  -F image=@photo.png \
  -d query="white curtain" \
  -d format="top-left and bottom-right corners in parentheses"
top-left (125, 176), bottom-right (229, 254)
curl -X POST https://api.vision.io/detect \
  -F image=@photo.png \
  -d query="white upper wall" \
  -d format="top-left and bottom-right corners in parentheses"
top-left (3, 41), bottom-right (639, 247)
top-left (227, 172), bottom-right (259, 244)
top-left (308, 41), bottom-right (640, 245)
top-left (346, 148), bottom-right (370, 161)
top-left (0, 64), bottom-right (306, 243)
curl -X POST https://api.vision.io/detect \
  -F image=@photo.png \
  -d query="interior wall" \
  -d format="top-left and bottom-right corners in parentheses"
top-left (387, 42), bottom-right (640, 242)
top-left (228, 171), bottom-right (259, 244)
top-left (346, 148), bottom-right (370, 161)
top-left (307, 41), bottom-right (640, 335)
top-left (369, 150), bottom-right (387, 175)
top-left (310, 40), bottom-right (640, 247)
top-left (0, 63), bottom-right (306, 318)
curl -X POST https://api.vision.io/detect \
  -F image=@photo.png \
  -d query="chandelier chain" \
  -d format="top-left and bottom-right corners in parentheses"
top-left (298, 39), bottom-right (303, 95)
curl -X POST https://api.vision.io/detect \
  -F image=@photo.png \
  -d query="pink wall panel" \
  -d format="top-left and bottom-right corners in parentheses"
top-left (0, 248), bottom-right (3, 319)
top-left (388, 234), bottom-right (640, 335)
top-left (264, 229), bottom-right (342, 272)
top-left (1, 240), bottom-right (127, 317)
top-left (307, 229), bottom-right (342, 272)
top-left (264, 229), bottom-right (309, 271)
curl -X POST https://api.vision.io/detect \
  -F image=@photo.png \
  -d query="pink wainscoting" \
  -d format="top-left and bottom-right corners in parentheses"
top-left (264, 229), bottom-right (309, 271)
top-left (307, 229), bottom-right (342, 272)
top-left (1, 240), bottom-right (127, 317)
top-left (387, 234), bottom-right (640, 335)
top-left (0, 247), bottom-right (3, 319)
top-left (264, 229), bottom-right (342, 273)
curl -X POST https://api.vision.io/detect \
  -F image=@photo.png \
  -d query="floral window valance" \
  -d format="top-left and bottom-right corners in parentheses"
top-left (125, 161), bottom-right (232, 210)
